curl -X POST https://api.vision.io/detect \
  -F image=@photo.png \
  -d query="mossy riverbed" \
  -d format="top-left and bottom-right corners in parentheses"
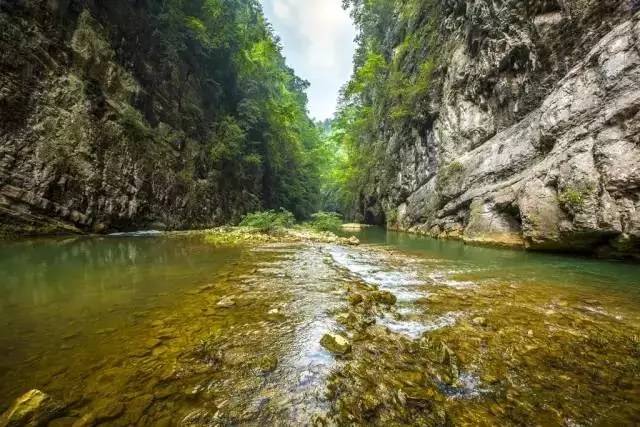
top-left (0, 229), bottom-right (639, 425)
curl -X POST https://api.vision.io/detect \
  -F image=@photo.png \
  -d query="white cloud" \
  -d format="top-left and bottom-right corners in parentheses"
top-left (261, 0), bottom-right (357, 120)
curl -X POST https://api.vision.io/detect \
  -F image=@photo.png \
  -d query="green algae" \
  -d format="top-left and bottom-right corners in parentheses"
top-left (0, 230), bottom-right (639, 425)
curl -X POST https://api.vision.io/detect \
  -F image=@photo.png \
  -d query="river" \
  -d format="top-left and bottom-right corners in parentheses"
top-left (1, 230), bottom-right (639, 425)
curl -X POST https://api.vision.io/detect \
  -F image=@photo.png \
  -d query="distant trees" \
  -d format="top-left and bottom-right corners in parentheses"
top-left (323, 0), bottom-right (442, 219)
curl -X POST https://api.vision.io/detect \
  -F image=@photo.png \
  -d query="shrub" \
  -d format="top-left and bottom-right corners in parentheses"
top-left (308, 212), bottom-right (343, 231)
top-left (558, 186), bottom-right (592, 210)
top-left (239, 209), bottom-right (295, 233)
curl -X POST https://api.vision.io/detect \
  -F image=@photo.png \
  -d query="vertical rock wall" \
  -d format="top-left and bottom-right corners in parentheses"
top-left (360, 0), bottom-right (640, 257)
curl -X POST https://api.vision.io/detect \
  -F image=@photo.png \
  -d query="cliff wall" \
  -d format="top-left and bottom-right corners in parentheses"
top-left (350, 0), bottom-right (640, 257)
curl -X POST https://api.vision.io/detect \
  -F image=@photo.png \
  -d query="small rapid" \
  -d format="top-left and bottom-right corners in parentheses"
top-left (1, 230), bottom-right (639, 425)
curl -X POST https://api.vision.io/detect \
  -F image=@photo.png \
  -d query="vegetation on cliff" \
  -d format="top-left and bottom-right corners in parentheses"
top-left (316, 0), bottom-right (443, 220)
top-left (323, 0), bottom-right (639, 258)
top-left (0, 0), bottom-right (325, 233)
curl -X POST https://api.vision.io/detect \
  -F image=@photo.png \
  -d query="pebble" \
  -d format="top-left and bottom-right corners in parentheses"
top-left (217, 297), bottom-right (236, 308)
top-left (472, 317), bottom-right (487, 327)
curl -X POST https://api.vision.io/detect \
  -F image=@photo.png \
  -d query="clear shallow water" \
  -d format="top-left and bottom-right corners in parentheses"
top-left (349, 227), bottom-right (640, 299)
top-left (0, 230), bottom-right (639, 425)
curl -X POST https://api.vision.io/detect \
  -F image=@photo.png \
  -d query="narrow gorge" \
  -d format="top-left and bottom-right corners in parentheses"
top-left (1, 1), bottom-right (640, 426)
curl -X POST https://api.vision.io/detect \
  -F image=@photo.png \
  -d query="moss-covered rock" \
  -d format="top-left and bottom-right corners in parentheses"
top-left (320, 333), bottom-right (351, 355)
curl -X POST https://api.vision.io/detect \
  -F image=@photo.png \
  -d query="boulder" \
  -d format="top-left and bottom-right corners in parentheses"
top-left (348, 293), bottom-right (364, 306)
top-left (258, 355), bottom-right (278, 373)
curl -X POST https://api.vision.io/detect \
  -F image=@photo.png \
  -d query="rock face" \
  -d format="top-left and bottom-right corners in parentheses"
top-left (0, 1), bottom-right (317, 235)
top-left (354, 1), bottom-right (640, 258)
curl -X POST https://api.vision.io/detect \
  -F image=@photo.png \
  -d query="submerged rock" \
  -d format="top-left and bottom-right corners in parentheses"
top-left (198, 284), bottom-right (215, 293)
top-left (348, 293), bottom-right (364, 306)
top-left (258, 355), bottom-right (278, 373)
top-left (217, 297), bottom-right (236, 308)
top-left (373, 291), bottom-right (397, 305)
top-left (320, 333), bottom-right (351, 355)
top-left (472, 317), bottom-right (487, 327)
top-left (1, 389), bottom-right (64, 427)
top-left (179, 409), bottom-right (214, 426)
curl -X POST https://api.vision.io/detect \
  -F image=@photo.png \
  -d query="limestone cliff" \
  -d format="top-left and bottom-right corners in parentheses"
top-left (0, 0), bottom-right (320, 235)
top-left (349, 0), bottom-right (640, 257)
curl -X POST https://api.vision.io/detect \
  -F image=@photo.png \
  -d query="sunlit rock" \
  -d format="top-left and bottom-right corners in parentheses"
top-left (320, 333), bottom-right (351, 355)
top-left (216, 297), bottom-right (236, 308)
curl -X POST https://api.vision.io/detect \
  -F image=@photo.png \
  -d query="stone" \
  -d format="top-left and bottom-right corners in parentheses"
top-left (92, 402), bottom-right (125, 423)
top-left (216, 297), bottom-right (236, 308)
top-left (373, 291), bottom-right (397, 305)
top-left (71, 413), bottom-right (95, 427)
top-left (144, 338), bottom-right (162, 349)
top-left (198, 284), bottom-right (215, 293)
top-left (472, 317), bottom-right (487, 327)
top-left (341, 223), bottom-right (370, 231)
top-left (258, 355), bottom-right (278, 373)
top-left (49, 417), bottom-right (79, 426)
top-left (346, 236), bottom-right (360, 246)
top-left (120, 394), bottom-right (154, 425)
top-left (180, 409), bottom-right (213, 426)
top-left (348, 293), bottom-right (364, 306)
top-left (1, 389), bottom-right (64, 427)
top-left (336, 313), bottom-right (354, 326)
top-left (320, 333), bottom-right (351, 355)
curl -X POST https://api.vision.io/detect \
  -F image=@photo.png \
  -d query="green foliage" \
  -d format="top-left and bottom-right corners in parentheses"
top-left (315, 0), bottom-right (444, 218)
top-left (345, 51), bottom-right (387, 98)
top-left (239, 209), bottom-right (295, 233)
top-left (119, 105), bottom-right (151, 143)
top-left (146, 0), bottom-right (323, 220)
top-left (559, 185), bottom-right (593, 210)
top-left (387, 208), bottom-right (398, 225)
top-left (308, 212), bottom-right (343, 232)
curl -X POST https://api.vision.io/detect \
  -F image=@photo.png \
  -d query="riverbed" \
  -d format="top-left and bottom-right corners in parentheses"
top-left (1, 230), bottom-right (639, 425)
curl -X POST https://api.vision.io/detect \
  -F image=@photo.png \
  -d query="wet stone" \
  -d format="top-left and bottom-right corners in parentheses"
top-left (320, 333), bottom-right (351, 355)
top-left (73, 402), bottom-right (124, 427)
top-left (373, 291), bottom-right (397, 305)
top-left (472, 317), bottom-right (487, 327)
top-left (258, 355), bottom-right (278, 373)
top-left (49, 416), bottom-right (79, 426)
top-left (348, 293), bottom-right (364, 306)
top-left (217, 297), bottom-right (236, 308)
top-left (198, 284), bottom-right (215, 293)
top-left (145, 338), bottom-right (162, 349)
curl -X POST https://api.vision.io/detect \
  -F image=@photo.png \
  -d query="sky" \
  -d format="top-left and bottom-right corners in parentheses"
top-left (261, 0), bottom-right (357, 120)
